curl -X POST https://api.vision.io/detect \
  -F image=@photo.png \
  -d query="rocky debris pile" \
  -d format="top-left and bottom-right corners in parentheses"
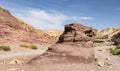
top-left (111, 32), bottom-right (120, 46)
top-left (0, 7), bottom-right (55, 45)
top-left (27, 23), bottom-right (97, 64)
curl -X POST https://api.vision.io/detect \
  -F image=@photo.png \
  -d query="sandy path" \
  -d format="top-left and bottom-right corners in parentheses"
top-left (0, 46), bottom-right (120, 71)
top-left (0, 44), bottom-right (49, 60)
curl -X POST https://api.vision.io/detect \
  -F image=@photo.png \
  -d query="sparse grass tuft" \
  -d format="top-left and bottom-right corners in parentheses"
top-left (19, 44), bottom-right (38, 49)
top-left (106, 47), bottom-right (120, 55)
top-left (110, 49), bottom-right (120, 55)
top-left (30, 45), bottom-right (38, 49)
top-left (0, 46), bottom-right (11, 51)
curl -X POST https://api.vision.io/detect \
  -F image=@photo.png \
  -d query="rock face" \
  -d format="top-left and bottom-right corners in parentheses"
top-left (0, 7), bottom-right (55, 45)
top-left (58, 24), bottom-right (97, 44)
top-left (27, 23), bottom-right (97, 64)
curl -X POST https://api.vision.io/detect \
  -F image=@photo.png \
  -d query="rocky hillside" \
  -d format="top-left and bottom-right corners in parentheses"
top-left (96, 27), bottom-right (120, 39)
top-left (94, 27), bottom-right (120, 46)
top-left (0, 7), bottom-right (55, 45)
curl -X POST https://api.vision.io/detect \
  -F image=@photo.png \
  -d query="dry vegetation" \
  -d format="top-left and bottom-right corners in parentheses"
top-left (19, 44), bottom-right (38, 49)
top-left (0, 46), bottom-right (11, 51)
top-left (106, 45), bottom-right (120, 55)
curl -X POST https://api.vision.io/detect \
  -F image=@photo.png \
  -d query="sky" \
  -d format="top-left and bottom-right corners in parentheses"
top-left (0, 0), bottom-right (120, 30)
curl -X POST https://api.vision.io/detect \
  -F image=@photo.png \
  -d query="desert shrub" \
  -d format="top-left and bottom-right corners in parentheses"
top-left (0, 46), bottom-right (11, 51)
top-left (19, 44), bottom-right (38, 49)
top-left (30, 45), bottom-right (38, 49)
top-left (19, 44), bottom-right (29, 48)
top-left (110, 49), bottom-right (120, 55)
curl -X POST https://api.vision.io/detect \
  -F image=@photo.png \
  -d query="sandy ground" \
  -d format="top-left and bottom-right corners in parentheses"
top-left (0, 45), bottom-right (120, 71)
top-left (0, 44), bottom-right (49, 59)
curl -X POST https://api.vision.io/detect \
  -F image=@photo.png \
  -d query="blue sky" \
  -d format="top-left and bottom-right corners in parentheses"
top-left (0, 0), bottom-right (120, 30)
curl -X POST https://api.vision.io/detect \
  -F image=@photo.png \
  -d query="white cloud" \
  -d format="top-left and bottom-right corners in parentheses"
top-left (79, 17), bottom-right (94, 20)
top-left (12, 9), bottom-right (94, 30)
top-left (14, 9), bottom-right (68, 30)
top-left (71, 16), bottom-right (93, 21)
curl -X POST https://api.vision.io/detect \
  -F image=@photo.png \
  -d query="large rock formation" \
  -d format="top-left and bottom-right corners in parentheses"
top-left (0, 7), bottom-right (55, 45)
top-left (27, 23), bottom-right (97, 64)
top-left (58, 24), bottom-right (96, 44)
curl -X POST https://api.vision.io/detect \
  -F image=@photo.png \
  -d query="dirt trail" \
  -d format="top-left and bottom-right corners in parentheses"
top-left (0, 46), bottom-right (120, 71)
top-left (0, 44), bottom-right (49, 60)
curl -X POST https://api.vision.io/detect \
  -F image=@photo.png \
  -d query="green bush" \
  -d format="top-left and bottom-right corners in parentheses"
top-left (20, 44), bottom-right (38, 49)
top-left (110, 49), bottom-right (120, 55)
top-left (0, 46), bottom-right (11, 51)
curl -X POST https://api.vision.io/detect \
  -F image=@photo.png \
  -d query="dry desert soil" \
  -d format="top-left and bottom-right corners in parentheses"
top-left (0, 45), bottom-right (120, 71)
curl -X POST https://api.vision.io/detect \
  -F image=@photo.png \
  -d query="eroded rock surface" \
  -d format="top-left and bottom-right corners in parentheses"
top-left (58, 23), bottom-right (97, 43)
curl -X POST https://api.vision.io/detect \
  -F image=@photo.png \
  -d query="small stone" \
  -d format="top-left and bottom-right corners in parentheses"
top-left (98, 49), bottom-right (102, 51)
top-left (106, 58), bottom-right (110, 60)
top-left (97, 61), bottom-right (105, 67)
top-left (105, 62), bottom-right (112, 66)
top-left (9, 59), bottom-right (23, 64)
top-left (94, 58), bottom-right (98, 62)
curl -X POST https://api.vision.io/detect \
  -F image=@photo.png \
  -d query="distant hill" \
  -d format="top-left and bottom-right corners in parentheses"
top-left (44, 30), bottom-right (62, 41)
top-left (0, 7), bottom-right (55, 45)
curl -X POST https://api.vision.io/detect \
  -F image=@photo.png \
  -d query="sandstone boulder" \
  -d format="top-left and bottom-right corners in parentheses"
top-left (58, 24), bottom-right (97, 43)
